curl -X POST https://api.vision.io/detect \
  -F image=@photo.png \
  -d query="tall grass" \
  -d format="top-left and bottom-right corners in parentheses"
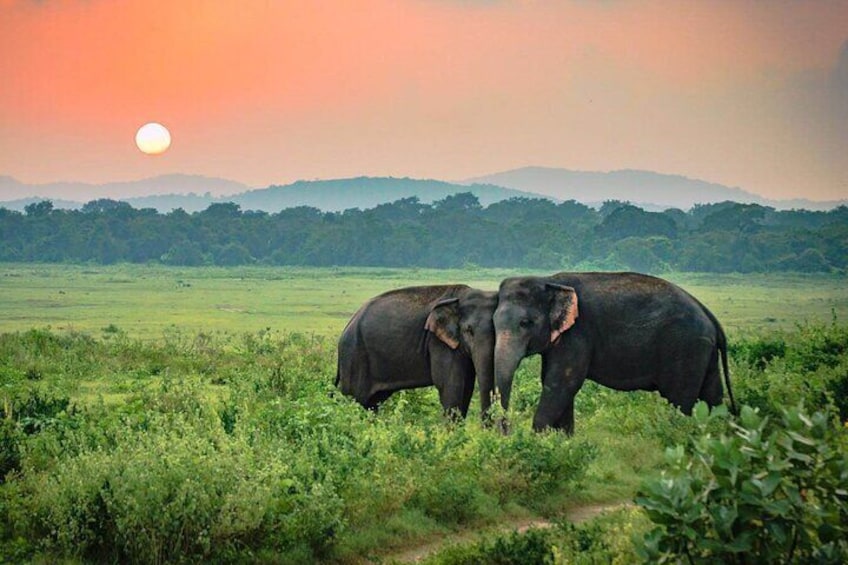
top-left (1, 315), bottom-right (846, 561)
top-left (0, 328), bottom-right (603, 563)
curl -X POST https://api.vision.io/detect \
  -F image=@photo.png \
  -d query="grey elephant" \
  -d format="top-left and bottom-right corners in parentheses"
top-left (492, 272), bottom-right (736, 434)
top-left (336, 285), bottom-right (497, 418)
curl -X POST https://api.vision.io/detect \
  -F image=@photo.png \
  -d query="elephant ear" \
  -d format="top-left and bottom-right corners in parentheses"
top-left (547, 283), bottom-right (578, 343)
top-left (425, 297), bottom-right (461, 350)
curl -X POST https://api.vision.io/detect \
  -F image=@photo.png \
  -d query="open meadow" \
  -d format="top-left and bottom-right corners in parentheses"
top-left (1, 264), bottom-right (847, 563)
top-left (1, 264), bottom-right (846, 339)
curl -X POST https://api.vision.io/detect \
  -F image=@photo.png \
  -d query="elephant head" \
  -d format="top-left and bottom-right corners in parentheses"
top-left (493, 278), bottom-right (578, 411)
top-left (425, 289), bottom-right (498, 416)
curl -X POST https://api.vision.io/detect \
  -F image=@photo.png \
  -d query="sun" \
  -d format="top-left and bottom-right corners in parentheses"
top-left (135, 122), bottom-right (171, 155)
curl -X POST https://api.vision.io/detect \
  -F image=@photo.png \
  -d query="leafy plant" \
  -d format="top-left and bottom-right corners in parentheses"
top-left (424, 506), bottom-right (650, 565)
top-left (636, 402), bottom-right (848, 563)
top-left (0, 419), bottom-right (20, 483)
top-left (2, 318), bottom-right (846, 563)
top-left (426, 527), bottom-right (556, 565)
top-left (733, 321), bottom-right (848, 420)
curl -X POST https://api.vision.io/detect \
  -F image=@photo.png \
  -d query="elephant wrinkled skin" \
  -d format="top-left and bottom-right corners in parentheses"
top-left (336, 285), bottom-right (497, 418)
top-left (493, 272), bottom-right (736, 434)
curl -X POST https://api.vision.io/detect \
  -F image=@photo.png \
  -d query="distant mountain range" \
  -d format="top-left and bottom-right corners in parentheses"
top-left (463, 167), bottom-right (846, 211)
top-left (231, 177), bottom-right (541, 212)
top-left (0, 173), bottom-right (249, 202)
top-left (1, 168), bottom-right (844, 213)
top-left (0, 176), bottom-right (544, 213)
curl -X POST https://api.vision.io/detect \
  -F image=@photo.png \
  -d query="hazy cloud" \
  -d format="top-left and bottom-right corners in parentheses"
top-left (779, 38), bottom-right (848, 196)
top-left (833, 39), bottom-right (848, 105)
top-left (1, 0), bottom-right (846, 200)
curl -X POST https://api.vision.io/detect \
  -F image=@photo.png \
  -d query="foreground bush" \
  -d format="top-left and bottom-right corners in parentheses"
top-left (3, 398), bottom-right (345, 563)
top-left (2, 321), bottom-right (846, 562)
top-left (0, 329), bottom-right (600, 563)
top-left (636, 403), bottom-right (848, 563)
top-left (423, 506), bottom-right (650, 565)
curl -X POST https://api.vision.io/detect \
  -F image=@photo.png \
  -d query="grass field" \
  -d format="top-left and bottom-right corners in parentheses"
top-left (1, 264), bottom-right (846, 339)
top-left (1, 264), bottom-right (847, 563)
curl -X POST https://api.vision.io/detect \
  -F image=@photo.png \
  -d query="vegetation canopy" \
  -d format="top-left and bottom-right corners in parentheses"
top-left (2, 195), bottom-right (846, 272)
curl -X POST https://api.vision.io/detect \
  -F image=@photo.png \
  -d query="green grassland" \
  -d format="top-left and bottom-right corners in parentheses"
top-left (0, 264), bottom-right (509, 339)
top-left (1, 264), bottom-right (846, 563)
top-left (1, 264), bottom-right (846, 339)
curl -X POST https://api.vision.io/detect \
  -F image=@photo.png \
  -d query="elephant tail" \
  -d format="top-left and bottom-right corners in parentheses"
top-left (717, 326), bottom-right (738, 416)
top-left (686, 290), bottom-right (738, 416)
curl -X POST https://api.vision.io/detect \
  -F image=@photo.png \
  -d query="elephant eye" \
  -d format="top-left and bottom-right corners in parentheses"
top-left (463, 325), bottom-right (474, 335)
top-left (519, 319), bottom-right (534, 328)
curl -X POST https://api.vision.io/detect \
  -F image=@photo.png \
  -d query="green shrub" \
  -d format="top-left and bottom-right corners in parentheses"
top-left (8, 323), bottom-right (845, 563)
top-left (408, 464), bottom-right (491, 525)
top-left (0, 419), bottom-right (20, 482)
top-left (636, 402), bottom-right (848, 563)
top-left (472, 426), bottom-right (598, 508)
top-left (787, 320), bottom-right (848, 372)
top-left (427, 527), bottom-right (555, 565)
top-left (10, 417), bottom-right (344, 563)
top-left (579, 383), bottom-right (704, 449)
top-left (425, 506), bottom-right (650, 565)
top-left (0, 385), bottom-right (72, 482)
top-left (732, 322), bottom-right (848, 420)
top-left (486, 528), bottom-right (556, 564)
top-left (551, 507), bottom-right (650, 565)
top-left (730, 334), bottom-right (787, 370)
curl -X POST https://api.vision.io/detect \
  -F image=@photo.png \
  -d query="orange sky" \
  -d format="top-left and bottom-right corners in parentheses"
top-left (1, 0), bottom-right (847, 200)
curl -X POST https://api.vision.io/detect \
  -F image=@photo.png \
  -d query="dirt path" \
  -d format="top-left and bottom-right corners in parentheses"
top-left (378, 500), bottom-right (633, 564)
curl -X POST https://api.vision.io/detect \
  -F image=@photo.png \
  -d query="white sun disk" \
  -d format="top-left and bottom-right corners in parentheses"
top-left (136, 122), bottom-right (171, 155)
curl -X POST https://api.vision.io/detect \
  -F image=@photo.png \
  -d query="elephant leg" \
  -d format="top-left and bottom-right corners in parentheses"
top-left (431, 348), bottom-right (474, 419)
top-left (697, 347), bottom-right (723, 408)
top-left (476, 374), bottom-right (495, 424)
top-left (365, 389), bottom-right (393, 411)
top-left (479, 372), bottom-right (500, 428)
top-left (552, 391), bottom-right (580, 432)
top-left (533, 343), bottom-right (589, 434)
top-left (658, 338), bottom-right (714, 415)
top-left (459, 371), bottom-right (476, 418)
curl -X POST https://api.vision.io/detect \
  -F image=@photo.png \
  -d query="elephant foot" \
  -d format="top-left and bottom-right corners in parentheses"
top-left (496, 416), bottom-right (511, 435)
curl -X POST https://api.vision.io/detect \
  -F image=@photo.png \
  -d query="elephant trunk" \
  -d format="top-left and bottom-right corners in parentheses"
top-left (471, 346), bottom-right (495, 418)
top-left (494, 332), bottom-right (523, 412)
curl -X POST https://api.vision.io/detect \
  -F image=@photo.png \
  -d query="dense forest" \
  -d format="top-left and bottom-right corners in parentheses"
top-left (2, 194), bottom-right (846, 272)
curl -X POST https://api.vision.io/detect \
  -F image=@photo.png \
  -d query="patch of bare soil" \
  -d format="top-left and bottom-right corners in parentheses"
top-left (376, 500), bottom-right (632, 564)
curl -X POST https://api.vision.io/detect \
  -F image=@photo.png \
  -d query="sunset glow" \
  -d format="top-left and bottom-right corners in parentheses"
top-left (0, 0), bottom-right (846, 201)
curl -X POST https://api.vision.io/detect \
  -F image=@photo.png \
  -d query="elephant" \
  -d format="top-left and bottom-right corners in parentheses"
top-left (492, 272), bottom-right (737, 434)
top-left (336, 285), bottom-right (497, 418)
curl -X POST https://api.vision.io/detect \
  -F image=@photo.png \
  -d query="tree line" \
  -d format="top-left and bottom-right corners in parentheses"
top-left (1, 194), bottom-right (846, 273)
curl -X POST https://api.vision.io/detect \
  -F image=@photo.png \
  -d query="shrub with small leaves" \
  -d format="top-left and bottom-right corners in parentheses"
top-left (635, 402), bottom-right (848, 564)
